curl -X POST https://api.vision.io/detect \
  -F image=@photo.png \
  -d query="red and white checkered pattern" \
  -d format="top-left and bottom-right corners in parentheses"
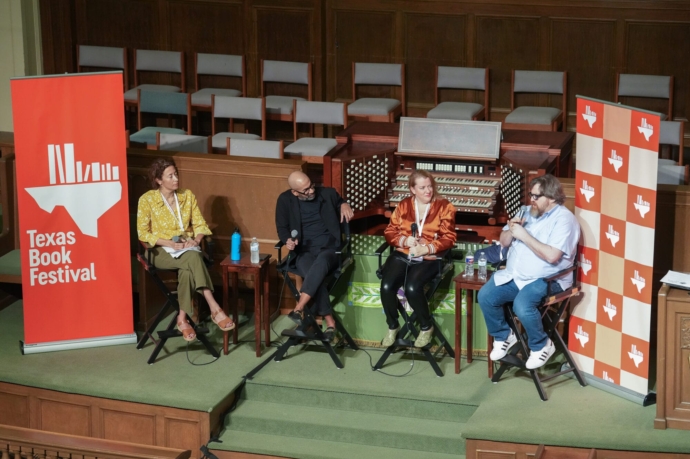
top-left (570, 97), bottom-right (659, 395)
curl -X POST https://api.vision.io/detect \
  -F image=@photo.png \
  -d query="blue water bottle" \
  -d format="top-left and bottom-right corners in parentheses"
top-left (231, 227), bottom-right (241, 261)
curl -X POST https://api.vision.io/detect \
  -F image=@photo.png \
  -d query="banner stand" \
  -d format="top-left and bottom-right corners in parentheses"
top-left (20, 333), bottom-right (137, 355)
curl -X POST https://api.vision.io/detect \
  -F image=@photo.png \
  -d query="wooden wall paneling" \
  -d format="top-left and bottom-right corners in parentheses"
top-left (474, 15), bottom-right (542, 119)
top-left (550, 18), bottom-right (617, 130)
top-left (404, 13), bottom-right (467, 114)
top-left (168, 0), bottom-right (245, 94)
top-left (39, 0), bottom-right (77, 75)
top-left (333, 10), bottom-right (396, 101)
top-left (0, 392), bottom-right (30, 428)
top-left (0, 382), bottom-right (211, 459)
top-left (626, 21), bottom-right (690, 120)
top-left (254, 4), bottom-right (314, 99)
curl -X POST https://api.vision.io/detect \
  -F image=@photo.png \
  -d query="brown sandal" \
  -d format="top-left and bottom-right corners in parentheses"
top-left (176, 321), bottom-right (197, 342)
top-left (212, 310), bottom-right (236, 332)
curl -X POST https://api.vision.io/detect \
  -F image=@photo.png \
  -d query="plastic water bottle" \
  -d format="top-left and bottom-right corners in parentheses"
top-left (231, 227), bottom-right (241, 261)
top-left (250, 237), bottom-right (260, 264)
top-left (464, 254), bottom-right (474, 277)
top-left (478, 251), bottom-right (487, 280)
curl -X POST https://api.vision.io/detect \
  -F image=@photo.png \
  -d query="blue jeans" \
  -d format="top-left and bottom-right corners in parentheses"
top-left (477, 277), bottom-right (562, 351)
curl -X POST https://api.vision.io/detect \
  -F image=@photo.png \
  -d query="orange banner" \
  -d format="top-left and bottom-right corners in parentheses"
top-left (11, 72), bottom-right (133, 346)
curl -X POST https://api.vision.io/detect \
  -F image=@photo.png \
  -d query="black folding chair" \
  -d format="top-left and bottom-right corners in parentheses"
top-left (245, 222), bottom-right (359, 380)
top-left (135, 238), bottom-right (220, 364)
top-left (491, 258), bottom-right (587, 400)
top-left (373, 243), bottom-right (456, 377)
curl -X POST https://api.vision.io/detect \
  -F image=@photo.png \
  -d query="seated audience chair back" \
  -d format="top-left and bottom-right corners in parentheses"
top-left (490, 249), bottom-right (587, 401)
top-left (349, 62), bottom-right (406, 122)
top-left (0, 153), bottom-right (20, 290)
top-left (284, 100), bottom-right (347, 162)
top-left (427, 66), bottom-right (489, 121)
top-left (124, 49), bottom-right (185, 105)
top-left (129, 90), bottom-right (191, 147)
top-left (503, 70), bottom-right (567, 132)
top-left (192, 53), bottom-right (246, 111)
top-left (373, 242), bottom-right (456, 377)
top-left (226, 138), bottom-right (284, 159)
top-left (616, 73), bottom-right (673, 120)
top-left (211, 95), bottom-right (267, 149)
top-left (659, 120), bottom-right (684, 166)
top-left (156, 132), bottom-right (211, 154)
top-left (658, 158), bottom-right (689, 185)
top-left (77, 45), bottom-right (128, 92)
top-left (261, 59), bottom-right (312, 122)
top-left (245, 221), bottom-right (359, 379)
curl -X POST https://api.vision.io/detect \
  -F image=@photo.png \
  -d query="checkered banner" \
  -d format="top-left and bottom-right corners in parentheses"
top-left (570, 96), bottom-right (659, 396)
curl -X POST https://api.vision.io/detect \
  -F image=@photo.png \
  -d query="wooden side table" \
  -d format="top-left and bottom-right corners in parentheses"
top-left (220, 254), bottom-right (271, 357)
top-left (453, 271), bottom-right (492, 375)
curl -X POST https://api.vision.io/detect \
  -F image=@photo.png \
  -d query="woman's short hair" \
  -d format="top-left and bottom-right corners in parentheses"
top-left (407, 169), bottom-right (438, 199)
top-left (148, 158), bottom-right (177, 189)
top-left (529, 174), bottom-right (566, 205)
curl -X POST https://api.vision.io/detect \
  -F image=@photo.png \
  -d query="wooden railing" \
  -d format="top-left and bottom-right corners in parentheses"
top-left (0, 424), bottom-right (191, 459)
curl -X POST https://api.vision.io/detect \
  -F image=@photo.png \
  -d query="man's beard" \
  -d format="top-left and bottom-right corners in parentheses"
top-left (530, 205), bottom-right (541, 218)
top-left (298, 193), bottom-right (315, 201)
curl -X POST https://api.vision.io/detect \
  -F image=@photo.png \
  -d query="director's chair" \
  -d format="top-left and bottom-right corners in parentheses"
top-left (373, 243), bottom-right (456, 377)
top-left (245, 222), bottom-right (359, 380)
top-left (491, 258), bottom-right (587, 400)
top-left (135, 238), bottom-right (220, 364)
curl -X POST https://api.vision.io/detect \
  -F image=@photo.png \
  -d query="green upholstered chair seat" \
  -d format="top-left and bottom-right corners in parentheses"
top-left (284, 138), bottom-right (338, 156)
top-left (130, 127), bottom-right (186, 146)
top-left (192, 88), bottom-right (242, 107)
top-left (427, 102), bottom-right (483, 121)
top-left (124, 84), bottom-right (180, 102)
top-left (265, 95), bottom-right (305, 115)
top-left (348, 98), bottom-right (400, 116)
top-left (0, 250), bottom-right (21, 277)
top-left (505, 106), bottom-right (561, 125)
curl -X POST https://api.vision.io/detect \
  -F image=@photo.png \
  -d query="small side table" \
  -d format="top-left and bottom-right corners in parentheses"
top-left (453, 271), bottom-right (492, 375)
top-left (220, 254), bottom-right (271, 357)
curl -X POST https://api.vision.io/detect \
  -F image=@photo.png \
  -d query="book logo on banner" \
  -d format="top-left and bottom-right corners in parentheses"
top-left (580, 180), bottom-right (595, 202)
top-left (607, 150), bottom-right (623, 172)
top-left (583, 105), bottom-right (597, 128)
top-left (574, 325), bottom-right (590, 347)
top-left (605, 224), bottom-right (620, 247)
top-left (580, 254), bottom-right (592, 275)
top-left (602, 371), bottom-right (615, 383)
top-left (25, 143), bottom-right (122, 287)
top-left (628, 344), bottom-right (644, 367)
top-left (637, 118), bottom-right (654, 141)
top-left (633, 195), bottom-right (651, 218)
top-left (631, 270), bottom-right (646, 293)
top-left (603, 297), bottom-right (617, 320)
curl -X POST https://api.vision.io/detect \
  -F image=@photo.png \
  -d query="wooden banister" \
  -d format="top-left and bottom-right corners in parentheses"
top-left (0, 425), bottom-right (191, 459)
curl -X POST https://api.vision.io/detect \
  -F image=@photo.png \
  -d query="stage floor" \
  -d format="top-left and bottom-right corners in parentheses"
top-left (1, 301), bottom-right (689, 458)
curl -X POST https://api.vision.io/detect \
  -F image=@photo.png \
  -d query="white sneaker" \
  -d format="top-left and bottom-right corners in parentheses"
top-left (489, 331), bottom-right (517, 361)
top-left (525, 340), bottom-right (556, 370)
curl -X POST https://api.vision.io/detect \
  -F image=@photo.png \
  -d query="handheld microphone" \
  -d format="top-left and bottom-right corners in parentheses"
top-left (411, 223), bottom-right (418, 238)
top-left (290, 229), bottom-right (298, 241)
top-left (287, 230), bottom-right (298, 262)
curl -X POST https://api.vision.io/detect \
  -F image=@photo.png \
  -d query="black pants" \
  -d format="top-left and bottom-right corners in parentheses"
top-left (380, 251), bottom-right (438, 330)
top-left (295, 246), bottom-right (339, 317)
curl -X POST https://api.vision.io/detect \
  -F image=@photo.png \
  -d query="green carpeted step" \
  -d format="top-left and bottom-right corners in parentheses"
top-left (242, 381), bottom-right (477, 423)
top-left (212, 429), bottom-right (465, 459)
top-left (226, 399), bottom-right (466, 455)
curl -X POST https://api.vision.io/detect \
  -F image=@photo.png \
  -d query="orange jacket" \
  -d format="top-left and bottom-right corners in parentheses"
top-left (384, 196), bottom-right (457, 255)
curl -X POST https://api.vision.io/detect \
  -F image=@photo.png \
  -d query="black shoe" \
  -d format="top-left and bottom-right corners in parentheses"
top-left (323, 327), bottom-right (335, 342)
top-left (288, 309), bottom-right (305, 325)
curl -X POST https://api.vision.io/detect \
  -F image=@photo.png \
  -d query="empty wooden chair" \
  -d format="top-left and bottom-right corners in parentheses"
top-left (616, 73), bottom-right (673, 120)
top-left (659, 120), bottom-right (684, 165)
top-left (261, 59), bottom-right (312, 122)
top-left (129, 90), bottom-right (191, 147)
top-left (211, 95), bottom-right (266, 150)
top-left (284, 100), bottom-right (347, 162)
top-left (503, 70), bottom-right (567, 131)
top-left (192, 53), bottom-right (246, 112)
top-left (348, 62), bottom-right (405, 122)
top-left (427, 66), bottom-right (489, 121)
top-left (77, 45), bottom-right (128, 92)
top-left (124, 49), bottom-right (185, 106)
top-left (156, 133), bottom-right (211, 154)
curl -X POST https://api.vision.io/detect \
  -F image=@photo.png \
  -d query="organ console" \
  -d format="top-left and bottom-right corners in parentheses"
top-left (323, 119), bottom-right (574, 239)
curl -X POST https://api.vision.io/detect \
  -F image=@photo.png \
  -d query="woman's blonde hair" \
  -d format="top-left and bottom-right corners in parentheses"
top-left (407, 169), bottom-right (437, 199)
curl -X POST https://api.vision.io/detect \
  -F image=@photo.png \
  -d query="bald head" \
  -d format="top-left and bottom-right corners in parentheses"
top-left (288, 171), bottom-right (309, 189)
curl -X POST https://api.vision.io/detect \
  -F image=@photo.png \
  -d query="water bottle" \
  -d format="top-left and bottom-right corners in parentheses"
top-left (250, 237), bottom-right (260, 264)
top-left (478, 251), bottom-right (487, 280)
top-left (230, 227), bottom-right (241, 261)
top-left (464, 254), bottom-right (474, 277)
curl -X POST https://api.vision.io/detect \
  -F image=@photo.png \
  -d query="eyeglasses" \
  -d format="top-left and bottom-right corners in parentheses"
top-left (293, 183), bottom-right (315, 196)
top-left (529, 193), bottom-right (544, 201)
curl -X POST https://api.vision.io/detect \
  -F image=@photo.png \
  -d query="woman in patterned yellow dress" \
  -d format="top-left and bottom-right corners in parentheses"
top-left (137, 158), bottom-right (234, 341)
